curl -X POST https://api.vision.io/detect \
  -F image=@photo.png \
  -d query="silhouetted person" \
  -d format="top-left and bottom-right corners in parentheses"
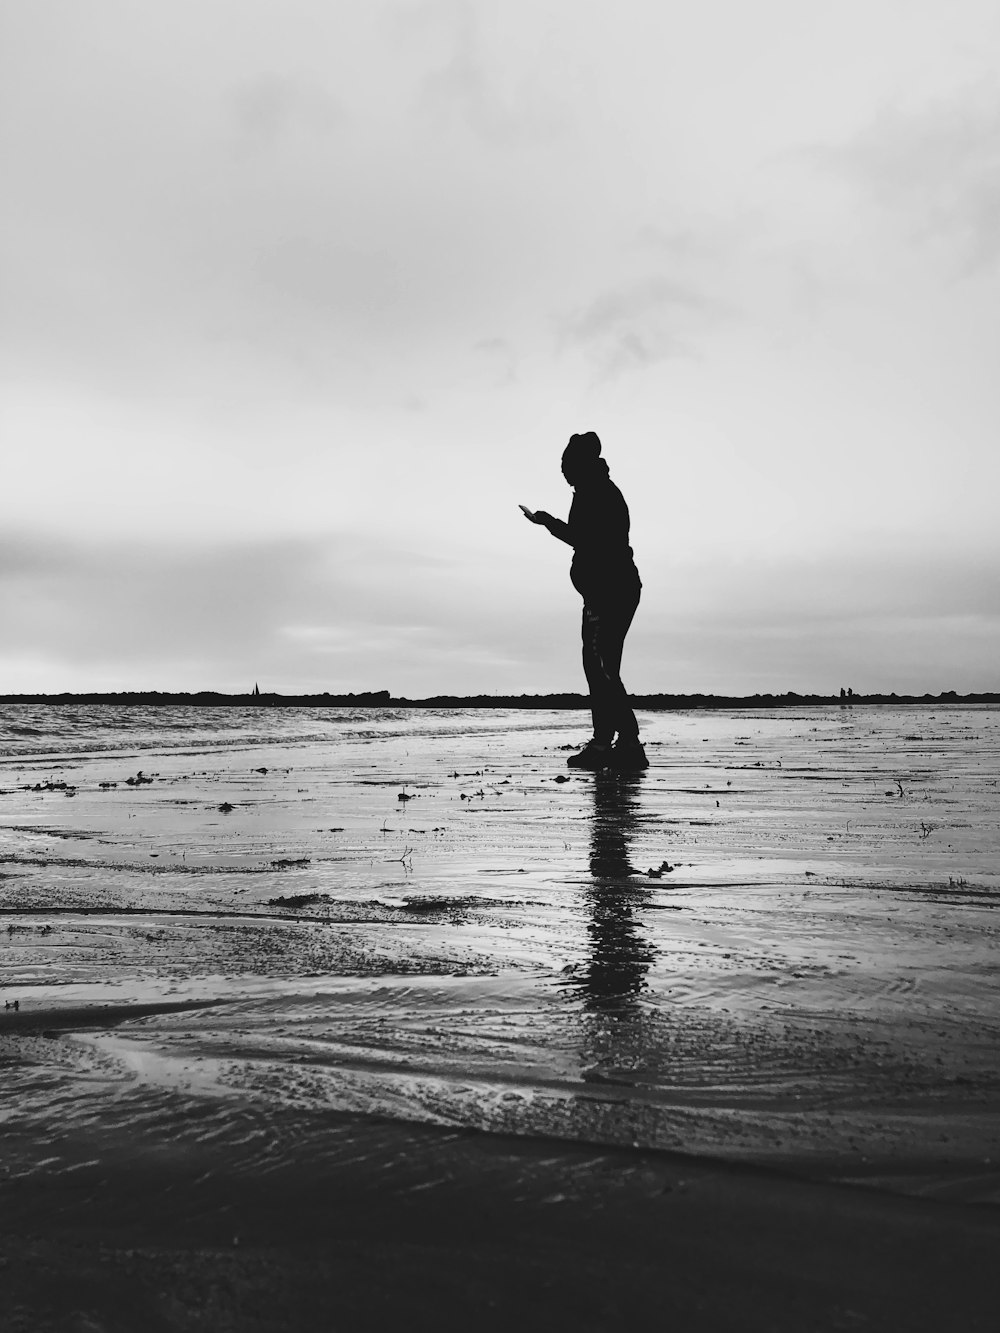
top-left (521, 432), bottom-right (646, 771)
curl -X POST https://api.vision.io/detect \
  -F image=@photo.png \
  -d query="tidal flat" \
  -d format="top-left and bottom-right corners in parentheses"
top-left (2, 703), bottom-right (999, 1329)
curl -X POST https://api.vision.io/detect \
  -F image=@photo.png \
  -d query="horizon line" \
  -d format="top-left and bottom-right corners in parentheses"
top-left (1, 688), bottom-right (998, 709)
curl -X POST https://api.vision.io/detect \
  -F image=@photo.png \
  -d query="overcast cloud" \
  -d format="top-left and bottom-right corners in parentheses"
top-left (2, 0), bottom-right (999, 694)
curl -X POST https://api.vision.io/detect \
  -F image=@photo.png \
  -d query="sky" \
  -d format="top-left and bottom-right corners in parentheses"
top-left (3, 0), bottom-right (1000, 697)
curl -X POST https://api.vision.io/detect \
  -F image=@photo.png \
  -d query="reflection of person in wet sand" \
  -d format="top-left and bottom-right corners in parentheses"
top-left (521, 431), bottom-right (647, 771)
top-left (577, 772), bottom-right (653, 1012)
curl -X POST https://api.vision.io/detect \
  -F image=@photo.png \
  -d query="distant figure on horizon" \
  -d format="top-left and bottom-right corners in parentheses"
top-left (520, 431), bottom-right (647, 771)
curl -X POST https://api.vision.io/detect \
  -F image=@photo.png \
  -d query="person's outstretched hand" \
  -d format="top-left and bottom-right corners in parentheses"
top-left (519, 504), bottom-right (551, 525)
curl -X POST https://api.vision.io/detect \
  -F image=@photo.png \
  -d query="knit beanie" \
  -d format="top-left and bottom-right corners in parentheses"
top-left (561, 431), bottom-right (602, 472)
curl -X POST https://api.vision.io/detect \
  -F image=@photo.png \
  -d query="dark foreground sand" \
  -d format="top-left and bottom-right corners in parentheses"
top-left (4, 1108), bottom-right (1000, 1333)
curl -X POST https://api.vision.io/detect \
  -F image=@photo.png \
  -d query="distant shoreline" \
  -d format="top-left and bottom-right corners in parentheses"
top-left (1, 689), bottom-right (998, 709)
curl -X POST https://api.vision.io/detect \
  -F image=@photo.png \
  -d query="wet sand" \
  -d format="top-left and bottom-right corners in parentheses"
top-left (5, 1113), bottom-right (1000, 1332)
top-left (2, 704), bottom-right (1000, 1327)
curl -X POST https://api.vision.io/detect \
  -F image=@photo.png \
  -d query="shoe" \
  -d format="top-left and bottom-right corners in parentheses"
top-left (606, 739), bottom-right (648, 771)
top-left (566, 741), bottom-right (611, 770)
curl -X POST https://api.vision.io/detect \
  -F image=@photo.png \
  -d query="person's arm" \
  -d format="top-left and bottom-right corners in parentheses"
top-left (538, 512), bottom-right (572, 544)
top-left (521, 506), bottom-right (573, 545)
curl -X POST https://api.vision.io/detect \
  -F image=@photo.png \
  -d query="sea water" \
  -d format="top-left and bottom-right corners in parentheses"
top-left (2, 703), bottom-right (999, 1200)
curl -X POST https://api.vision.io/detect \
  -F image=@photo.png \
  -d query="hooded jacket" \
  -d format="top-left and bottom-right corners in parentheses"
top-left (544, 459), bottom-right (640, 601)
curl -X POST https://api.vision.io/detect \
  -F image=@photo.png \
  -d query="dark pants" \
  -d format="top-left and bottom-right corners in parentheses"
top-left (581, 575), bottom-right (641, 745)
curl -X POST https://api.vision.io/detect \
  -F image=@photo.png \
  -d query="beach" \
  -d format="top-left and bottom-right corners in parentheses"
top-left (2, 703), bottom-right (1000, 1328)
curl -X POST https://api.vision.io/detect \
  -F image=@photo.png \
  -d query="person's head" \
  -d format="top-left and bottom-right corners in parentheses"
top-left (561, 430), bottom-right (602, 486)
